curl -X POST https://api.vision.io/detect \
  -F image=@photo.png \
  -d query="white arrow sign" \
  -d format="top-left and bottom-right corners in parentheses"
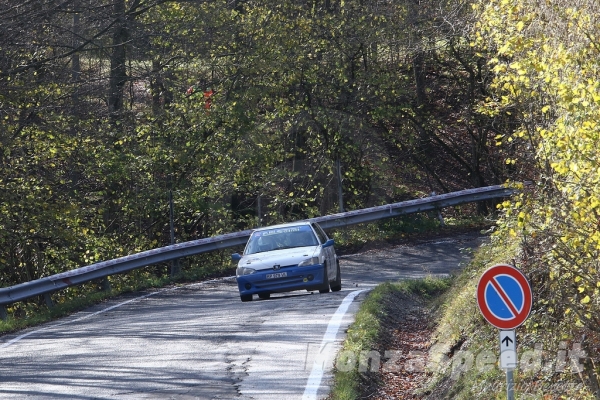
top-left (499, 329), bottom-right (517, 370)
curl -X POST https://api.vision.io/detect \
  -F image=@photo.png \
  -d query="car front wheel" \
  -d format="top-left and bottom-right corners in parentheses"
top-left (319, 263), bottom-right (331, 293)
top-left (330, 262), bottom-right (342, 292)
top-left (240, 294), bottom-right (253, 302)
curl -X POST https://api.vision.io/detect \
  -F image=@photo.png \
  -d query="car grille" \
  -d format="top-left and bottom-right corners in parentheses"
top-left (253, 265), bottom-right (303, 289)
top-left (254, 275), bottom-right (305, 289)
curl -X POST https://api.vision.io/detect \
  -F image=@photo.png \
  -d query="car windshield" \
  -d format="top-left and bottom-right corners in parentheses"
top-left (245, 225), bottom-right (319, 255)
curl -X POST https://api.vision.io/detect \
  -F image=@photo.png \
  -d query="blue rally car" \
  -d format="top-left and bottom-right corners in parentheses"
top-left (232, 221), bottom-right (341, 302)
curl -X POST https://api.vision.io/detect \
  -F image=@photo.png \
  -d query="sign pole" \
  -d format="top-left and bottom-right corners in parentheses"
top-left (506, 369), bottom-right (515, 400)
top-left (499, 329), bottom-right (517, 399)
top-left (476, 264), bottom-right (533, 400)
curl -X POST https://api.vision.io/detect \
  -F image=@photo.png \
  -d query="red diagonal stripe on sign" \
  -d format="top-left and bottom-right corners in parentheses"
top-left (489, 276), bottom-right (520, 318)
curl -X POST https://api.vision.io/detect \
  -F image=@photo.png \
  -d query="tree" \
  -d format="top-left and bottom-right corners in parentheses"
top-left (0, 0), bottom-right (521, 298)
top-left (475, 0), bottom-right (600, 337)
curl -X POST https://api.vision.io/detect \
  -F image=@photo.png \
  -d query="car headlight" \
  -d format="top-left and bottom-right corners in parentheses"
top-left (298, 256), bottom-right (320, 267)
top-left (237, 267), bottom-right (256, 276)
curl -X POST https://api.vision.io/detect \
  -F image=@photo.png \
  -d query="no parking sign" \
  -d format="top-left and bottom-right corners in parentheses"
top-left (477, 264), bottom-right (533, 330)
top-left (476, 264), bottom-right (533, 400)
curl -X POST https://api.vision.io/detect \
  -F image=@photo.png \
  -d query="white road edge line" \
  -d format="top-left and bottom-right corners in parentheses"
top-left (302, 289), bottom-right (367, 400)
top-left (0, 276), bottom-right (235, 350)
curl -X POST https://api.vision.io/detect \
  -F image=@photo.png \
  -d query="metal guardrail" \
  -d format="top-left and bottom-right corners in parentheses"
top-left (0, 184), bottom-right (518, 318)
top-left (311, 185), bottom-right (517, 229)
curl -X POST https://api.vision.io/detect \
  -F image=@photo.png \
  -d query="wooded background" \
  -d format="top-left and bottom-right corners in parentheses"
top-left (0, 0), bottom-right (522, 288)
top-left (4, 0), bottom-right (600, 394)
top-left (3, 0), bottom-right (599, 340)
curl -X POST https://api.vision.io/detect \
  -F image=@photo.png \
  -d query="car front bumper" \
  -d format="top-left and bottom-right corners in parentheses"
top-left (236, 263), bottom-right (326, 296)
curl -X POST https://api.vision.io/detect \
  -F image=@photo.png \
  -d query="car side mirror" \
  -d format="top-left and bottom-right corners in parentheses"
top-left (323, 239), bottom-right (334, 248)
top-left (231, 253), bottom-right (242, 262)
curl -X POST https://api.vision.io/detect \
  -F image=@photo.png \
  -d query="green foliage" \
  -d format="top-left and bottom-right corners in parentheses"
top-left (378, 214), bottom-right (441, 234)
top-left (331, 212), bottom-right (488, 252)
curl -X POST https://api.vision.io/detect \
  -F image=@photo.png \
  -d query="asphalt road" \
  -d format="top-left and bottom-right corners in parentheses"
top-left (0, 233), bottom-right (483, 399)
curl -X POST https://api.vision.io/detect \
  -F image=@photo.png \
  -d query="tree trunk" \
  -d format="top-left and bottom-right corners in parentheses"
top-left (151, 59), bottom-right (163, 115)
top-left (413, 52), bottom-right (426, 107)
top-left (71, 3), bottom-right (81, 109)
top-left (108, 0), bottom-right (128, 123)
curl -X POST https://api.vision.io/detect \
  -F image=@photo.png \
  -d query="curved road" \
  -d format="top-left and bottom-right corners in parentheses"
top-left (0, 233), bottom-right (483, 399)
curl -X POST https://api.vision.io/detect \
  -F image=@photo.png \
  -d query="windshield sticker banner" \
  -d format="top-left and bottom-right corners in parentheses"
top-left (255, 226), bottom-right (311, 237)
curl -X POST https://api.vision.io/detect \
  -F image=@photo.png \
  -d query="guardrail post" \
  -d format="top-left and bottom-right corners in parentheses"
top-left (430, 192), bottom-right (445, 227)
top-left (169, 189), bottom-right (181, 277)
top-left (436, 209), bottom-right (445, 226)
top-left (336, 157), bottom-right (344, 213)
top-left (102, 277), bottom-right (112, 292)
top-left (0, 305), bottom-right (7, 321)
top-left (170, 260), bottom-right (181, 277)
top-left (43, 292), bottom-right (54, 309)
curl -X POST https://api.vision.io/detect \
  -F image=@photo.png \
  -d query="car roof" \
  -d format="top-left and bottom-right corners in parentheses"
top-left (252, 221), bottom-right (313, 232)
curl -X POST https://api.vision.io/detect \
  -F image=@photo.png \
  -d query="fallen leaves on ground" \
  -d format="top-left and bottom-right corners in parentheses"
top-left (371, 308), bottom-right (433, 399)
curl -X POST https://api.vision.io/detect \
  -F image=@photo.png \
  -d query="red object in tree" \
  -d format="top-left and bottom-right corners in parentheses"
top-left (203, 89), bottom-right (214, 109)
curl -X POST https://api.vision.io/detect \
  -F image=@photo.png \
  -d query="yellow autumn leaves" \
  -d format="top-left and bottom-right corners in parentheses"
top-left (477, 0), bottom-right (600, 326)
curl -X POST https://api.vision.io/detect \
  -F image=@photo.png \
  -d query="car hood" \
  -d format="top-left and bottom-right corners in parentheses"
top-left (239, 246), bottom-right (319, 271)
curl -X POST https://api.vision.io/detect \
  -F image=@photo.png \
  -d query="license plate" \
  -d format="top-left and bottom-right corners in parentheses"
top-left (266, 272), bottom-right (287, 279)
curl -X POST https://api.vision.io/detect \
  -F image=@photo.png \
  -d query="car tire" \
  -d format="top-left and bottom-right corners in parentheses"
top-left (319, 263), bottom-right (331, 293)
top-left (240, 294), bottom-right (253, 302)
top-left (258, 293), bottom-right (271, 300)
top-left (330, 262), bottom-right (342, 292)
